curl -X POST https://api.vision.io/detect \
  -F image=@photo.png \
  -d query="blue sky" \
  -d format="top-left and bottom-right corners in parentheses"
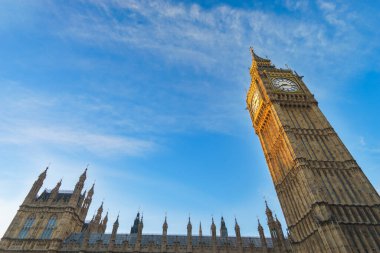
top-left (0, 0), bottom-right (379, 238)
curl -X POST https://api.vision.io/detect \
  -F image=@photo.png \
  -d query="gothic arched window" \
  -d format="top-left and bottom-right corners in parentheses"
top-left (40, 216), bottom-right (57, 239)
top-left (18, 215), bottom-right (35, 239)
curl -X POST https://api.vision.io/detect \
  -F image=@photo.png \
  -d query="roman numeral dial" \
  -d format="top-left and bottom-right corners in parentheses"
top-left (272, 78), bottom-right (299, 92)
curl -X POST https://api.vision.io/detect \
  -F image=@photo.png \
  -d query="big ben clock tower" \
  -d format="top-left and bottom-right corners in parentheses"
top-left (247, 48), bottom-right (380, 253)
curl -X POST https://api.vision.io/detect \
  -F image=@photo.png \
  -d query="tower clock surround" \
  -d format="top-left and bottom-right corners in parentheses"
top-left (247, 47), bottom-right (380, 253)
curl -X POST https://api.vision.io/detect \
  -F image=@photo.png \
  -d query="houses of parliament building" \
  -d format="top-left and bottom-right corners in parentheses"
top-left (1, 50), bottom-right (379, 253)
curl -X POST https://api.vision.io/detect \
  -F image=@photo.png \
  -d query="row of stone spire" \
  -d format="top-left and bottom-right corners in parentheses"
top-left (27, 167), bottom-right (287, 250)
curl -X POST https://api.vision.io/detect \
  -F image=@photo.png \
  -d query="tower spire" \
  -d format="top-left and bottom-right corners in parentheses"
top-left (70, 168), bottom-right (87, 206)
top-left (258, 218), bottom-right (267, 250)
top-left (187, 216), bottom-right (192, 251)
top-left (49, 179), bottom-right (62, 201)
top-left (24, 167), bottom-right (48, 204)
top-left (110, 214), bottom-right (119, 247)
top-left (161, 214), bottom-right (168, 252)
top-left (220, 216), bottom-right (228, 238)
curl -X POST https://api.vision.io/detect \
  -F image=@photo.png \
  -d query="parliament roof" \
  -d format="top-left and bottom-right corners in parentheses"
top-left (63, 233), bottom-right (273, 248)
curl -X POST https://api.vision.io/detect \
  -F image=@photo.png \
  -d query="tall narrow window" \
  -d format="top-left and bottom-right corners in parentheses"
top-left (18, 215), bottom-right (35, 239)
top-left (40, 216), bottom-right (57, 239)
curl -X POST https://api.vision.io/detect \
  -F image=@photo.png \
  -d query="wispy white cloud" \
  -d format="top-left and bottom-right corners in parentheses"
top-left (58, 0), bottom-right (358, 60)
top-left (0, 125), bottom-right (155, 156)
top-left (0, 81), bottom-right (156, 157)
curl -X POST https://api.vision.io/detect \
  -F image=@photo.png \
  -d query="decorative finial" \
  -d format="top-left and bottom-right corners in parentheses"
top-left (250, 46), bottom-right (255, 59)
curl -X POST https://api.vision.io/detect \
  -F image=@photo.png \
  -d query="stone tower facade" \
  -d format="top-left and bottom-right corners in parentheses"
top-left (0, 168), bottom-right (104, 252)
top-left (246, 48), bottom-right (380, 252)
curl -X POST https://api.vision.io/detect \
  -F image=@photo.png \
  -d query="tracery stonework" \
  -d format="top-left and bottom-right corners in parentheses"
top-left (246, 48), bottom-right (380, 252)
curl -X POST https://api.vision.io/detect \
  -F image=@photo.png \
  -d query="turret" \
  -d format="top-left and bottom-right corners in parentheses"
top-left (163, 216), bottom-right (168, 236)
top-left (258, 219), bottom-right (267, 250)
top-left (265, 202), bottom-right (279, 249)
top-left (69, 168), bottom-right (87, 206)
top-left (100, 212), bottom-right (108, 233)
top-left (130, 212), bottom-right (140, 234)
top-left (220, 216), bottom-right (228, 238)
top-left (211, 217), bottom-right (217, 253)
top-left (234, 218), bottom-right (241, 244)
top-left (211, 217), bottom-right (216, 239)
top-left (49, 179), bottom-right (62, 202)
top-left (94, 202), bottom-right (103, 224)
top-left (161, 216), bottom-right (168, 252)
top-left (199, 222), bottom-right (202, 238)
top-left (265, 201), bottom-right (274, 222)
top-left (235, 218), bottom-right (243, 253)
top-left (187, 217), bottom-right (192, 252)
top-left (135, 214), bottom-right (143, 251)
top-left (138, 215), bottom-right (143, 238)
top-left (23, 167), bottom-right (48, 204)
top-left (80, 183), bottom-right (94, 220)
top-left (109, 215), bottom-right (119, 248)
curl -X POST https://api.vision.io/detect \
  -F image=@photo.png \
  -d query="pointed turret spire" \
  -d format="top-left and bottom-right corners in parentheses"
top-left (114, 214), bottom-right (119, 226)
top-left (187, 216), bottom-right (192, 230)
top-left (187, 216), bottom-right (192, 236)
top-left (70, 168), bottom-right (88, 206)
top-left (88, 183), bottom-right (95, 196)
top-left (199, 222), bottom-right (202, 238)
top-left (103, 211), bottom-right (108, 224)
top-left (80, 183), bottom-right (94, 220)
top-left (75, 168), bottom-right (87, 191)
top-left (211, 217), bottom-right (216, 238)
top-left (162, 215), bottom-right (168, 235)
top-left (137, 213), bottom-right (143, 239)
top-left (220, 216), bottom-right (228, 238)
top-left (161, 214), bottom-right (168, 252)
top-left (131, 212), bottom-right (140, 234)
top-left (80, 168), bottom-right (87, 181)
top-left (24, 167), bottom-right (48, 204)
top-left (258, 218), bottom-right (263, 231)
top-left (211, 217), bottom-right (217, 251)
top-left (258, 218), bottom-right (267, 249)
top-left (265, 200), bottom-right (274, 222)
top-left (234, 218), bottom-right (241, 239)
top-left (110, 214), bottom-right (119, 246)
top-left (50, 179), bottom-right (62, 201)
top-left (100, 211), bottom-right (108, 233)
top-left (187, 216), bottom-right (192, 250)
top-left (94, 202), bottom-right (103, 224)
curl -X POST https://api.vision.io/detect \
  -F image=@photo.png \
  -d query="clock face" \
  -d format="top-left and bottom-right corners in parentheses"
top-left (251, 90), bottom-right (261, 114)
top-left (272, 78), bottom-right (299, 92)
